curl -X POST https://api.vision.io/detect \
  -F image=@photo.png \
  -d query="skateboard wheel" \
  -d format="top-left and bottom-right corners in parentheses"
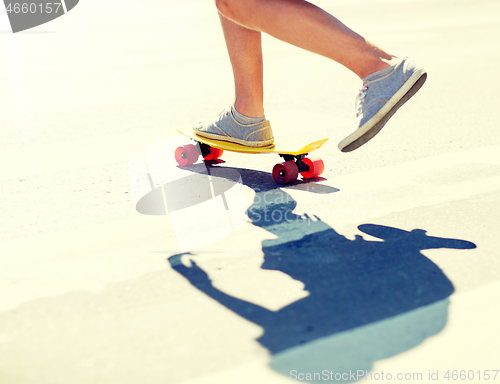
top-left (175, 144), bottom-right (199, 166)
top-left (204, 147), bottom-right (224, 161)
top-left (272, 161), bottom-right (299, 184)
top-left (300, 156), bottom-right (324, 179)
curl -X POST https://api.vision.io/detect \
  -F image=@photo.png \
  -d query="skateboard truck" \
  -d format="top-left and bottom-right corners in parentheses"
top-left (199, 142), bottom-right (212, 158)
top-left (279, 154), bottom-right (310, 174)
top-left (187, 141), bottom-right (224, 162)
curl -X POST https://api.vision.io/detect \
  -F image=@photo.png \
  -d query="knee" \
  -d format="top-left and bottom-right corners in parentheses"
top-left (215, 0), bottom-right (258, 25)
top-left (214, 0), bottom-right (229, 16)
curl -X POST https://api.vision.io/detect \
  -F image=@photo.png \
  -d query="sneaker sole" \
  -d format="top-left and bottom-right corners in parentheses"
top-left (192, 128), bottom-right (275, 148)
top-left (339, 70), bottom-right (427, 153)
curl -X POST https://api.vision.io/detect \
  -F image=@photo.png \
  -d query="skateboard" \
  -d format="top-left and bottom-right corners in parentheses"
top-left (176, 126), bottom-right (328, 184)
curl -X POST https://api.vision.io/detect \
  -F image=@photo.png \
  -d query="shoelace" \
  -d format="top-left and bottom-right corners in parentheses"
top-left (355, 85), bottom-right (369, 118)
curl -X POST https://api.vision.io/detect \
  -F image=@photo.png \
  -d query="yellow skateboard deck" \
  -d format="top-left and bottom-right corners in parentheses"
top-left (177, 126), bottom-right (328, 156)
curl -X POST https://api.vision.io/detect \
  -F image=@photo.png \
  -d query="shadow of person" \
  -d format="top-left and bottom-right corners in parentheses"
top-left (168, 174), bottom-right (476, 381)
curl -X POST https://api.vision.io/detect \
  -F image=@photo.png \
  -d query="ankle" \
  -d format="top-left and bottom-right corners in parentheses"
top-left (234, 100), bottom-right (265, 119)
top-left (358, 56), bottom-right (397, 80)
top-left (231, 106), bottom-right (265, 125)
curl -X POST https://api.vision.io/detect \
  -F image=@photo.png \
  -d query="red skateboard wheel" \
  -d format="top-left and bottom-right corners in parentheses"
top-left (175, 144), bottom-right (199, 166)
top-left (204, 147), bottom-right (224, 161)
top-left (300, 156), bottom-right (324, 179)
top-left (272, 161), bottom-right (299, 184)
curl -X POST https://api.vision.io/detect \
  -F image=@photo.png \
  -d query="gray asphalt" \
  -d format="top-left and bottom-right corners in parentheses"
top-left (1, 0), bottom-right (499, 383)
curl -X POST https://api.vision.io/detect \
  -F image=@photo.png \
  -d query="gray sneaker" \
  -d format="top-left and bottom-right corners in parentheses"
top-left (193, 106), bottom-right (274, 147)
top-left (338, 57), bottom-right (427, 152)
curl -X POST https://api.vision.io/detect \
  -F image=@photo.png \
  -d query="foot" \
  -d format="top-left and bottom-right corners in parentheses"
top-left (193, 106), bottom-right (274, 147)
top-left (338, 57), bottom-right (427, 152)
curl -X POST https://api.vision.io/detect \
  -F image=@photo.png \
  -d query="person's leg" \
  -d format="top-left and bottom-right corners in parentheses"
top-left (215, 0), bottom-right (427, 152)
top-left (219, 14), bottom-right (264, 118)
top-left (193, 14), bottom-right (274, 147)
top-left (215, 0), bottom-right (394, 79)
top-left (196, 0), bottom-right (425, 150)
top-left (192, 14), bottom-right (273, 147)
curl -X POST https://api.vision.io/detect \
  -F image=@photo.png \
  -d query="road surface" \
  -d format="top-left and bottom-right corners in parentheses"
top-left (1, 0), bottom-right (499, 383)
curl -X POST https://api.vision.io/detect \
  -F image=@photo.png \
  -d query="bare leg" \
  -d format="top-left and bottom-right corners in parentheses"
top-left (192, 15), bottom-right (273, 147)
top-left (215, 0), bottom-right (394, 79)
top-left (219, 14), bottom-right (265, 118)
